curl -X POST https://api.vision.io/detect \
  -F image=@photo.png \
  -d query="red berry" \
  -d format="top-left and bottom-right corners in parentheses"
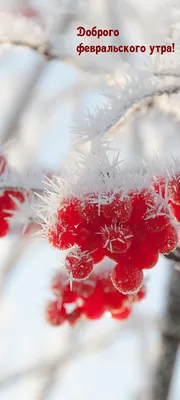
top-left (78, 192), bottom-right (108, 227)
top-left (48, 222), bottom-right (76, 250)
top-left (72, 278), bottom-right (96, 298)
top-left (63, 287), bottom-right (78, 303)
top-left (57, 197), bottom-right (82, 227)
top-left (170, 202), bottom-right (180, 222)
top-left (45, 300), bottom-right (67, 326)
top-left (129, 189), bottom-right (156, 228)
top-left (150, 224), bottom-right (178, 254)
top-left (111, 264), bottom-right (144, 294)
top-left (67, 307), bottom-right (83, 326)
top-left (51, 273), bottom-right (79, 303)
top-left (104, 290), bottom-right (126, 312)
top-left (102, 224), bottom-right (133, 254)
top-left (144, 205), bottom-right (171, 233)
top-left (83, 283), bottom-right (105, 320)
top-left (5, 190), bottom-right (25, 203)
top-left (65, 248), bottom-right (94, 280)
top-left (111, 307), bottom-right (132, 320)
top-left (168, 174), bottom-right (180, 204)
top-left (135, 285), bottom-right (146, 302)
top-left (90, 247), bottom-right (105, 264)
top-left (51, 272), bottom-right (65, 297)
top-left (101, 192), bottom-right (132, 223)
top-left (78, 193), bottom-right (100, 222)
top-left (1, 190), bottom-right (25, 218)
top-left (110, 241), bottom-right (159, 270)
top-left (0, 217), bottom-right (9, 237)
top-left (75, 222), bottom-right (102, 252)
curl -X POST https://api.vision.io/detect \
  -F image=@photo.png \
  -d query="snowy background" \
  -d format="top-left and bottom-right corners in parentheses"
top-left (0, 1), bottom-right (180, 399)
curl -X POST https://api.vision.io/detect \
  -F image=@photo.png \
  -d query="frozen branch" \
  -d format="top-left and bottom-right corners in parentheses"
top-left (150, 261), bottom-right (180, 400)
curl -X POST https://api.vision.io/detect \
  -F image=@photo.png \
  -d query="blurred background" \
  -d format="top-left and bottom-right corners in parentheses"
top-left (0, 1), bottom-right (180, 399)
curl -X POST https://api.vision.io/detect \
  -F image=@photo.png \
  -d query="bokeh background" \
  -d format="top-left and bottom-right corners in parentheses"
top-left (0, 1), bottom-right (180, 399)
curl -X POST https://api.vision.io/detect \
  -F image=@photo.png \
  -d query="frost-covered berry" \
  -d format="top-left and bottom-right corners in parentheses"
top-left (45, 300), bottom-right (67, 326)
top-left (78, 192), bottom-right (101, 223)
top-left (57, 197), bottom-right (82, 226)
top-left (144, 206), bottom-right (171, 233)
top-left (65, 248), bottom-right (94, 280)
top-left (101, 193), bottom-right (132, 223)
top-left (129, 189), bottom-right (156, 227)
top-left (48, 222), bottom-right (76, 250)
top-left (110, 241), bottom-right (159, 270)
top-left (150, 224), bottom-right (178, 254)
top-left (168, 174), bottom-right (180, 204)
top-left (111, 264), bottom-right (144, 294)
top-left (102, 224), bottom-right (133, 254)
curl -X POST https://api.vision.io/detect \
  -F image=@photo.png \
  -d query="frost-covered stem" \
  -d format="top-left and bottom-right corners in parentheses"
top-left (151, 263), bottom-right (180, 400)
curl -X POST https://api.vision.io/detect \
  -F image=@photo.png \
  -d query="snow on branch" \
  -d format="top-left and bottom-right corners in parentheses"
top-left (72, 74), bottom-right (180, 145)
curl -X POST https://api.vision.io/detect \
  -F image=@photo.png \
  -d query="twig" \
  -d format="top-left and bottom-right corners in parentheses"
top-left (150, 262), bottom-right (180, 400)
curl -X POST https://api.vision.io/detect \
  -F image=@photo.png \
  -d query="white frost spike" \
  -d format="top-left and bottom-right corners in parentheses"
top-left (5, 192), bottom-right (37, 234)
top-left (144, 192), bottom-right (170, 221)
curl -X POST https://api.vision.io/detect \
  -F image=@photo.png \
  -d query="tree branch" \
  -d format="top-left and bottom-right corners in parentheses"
top-left (151, 261), bottom-right (180, 400)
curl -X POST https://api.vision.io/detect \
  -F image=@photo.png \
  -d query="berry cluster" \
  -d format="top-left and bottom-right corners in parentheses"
top-left (47, 185), bottom-right (178, 296)
top-left (0, 190), bottom-right (25, 237)
top-left (45, 271), bottom-right (146, 327)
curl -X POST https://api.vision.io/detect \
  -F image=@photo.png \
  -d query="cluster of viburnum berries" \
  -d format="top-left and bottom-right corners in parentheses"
top-left (42, 163), bottom-right (180, 327)
top-left (47, 174), bottom-right (179, 300)
top-left (45, 270), bottom-right (146, 326)
top-left (1, 149), bottom-right (180, 326)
